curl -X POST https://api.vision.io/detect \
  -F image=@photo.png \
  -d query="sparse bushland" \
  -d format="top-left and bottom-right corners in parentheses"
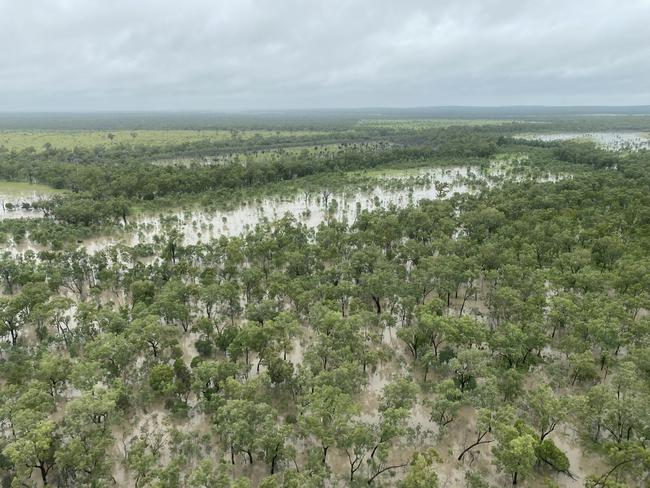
top-left (1, 116), bottom-right (649, 487)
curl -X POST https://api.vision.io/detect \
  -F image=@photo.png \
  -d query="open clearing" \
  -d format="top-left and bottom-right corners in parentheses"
top-left (0, 180), bottom-right (63, 197)
top-left (0, 129), bottom-right (334, 152)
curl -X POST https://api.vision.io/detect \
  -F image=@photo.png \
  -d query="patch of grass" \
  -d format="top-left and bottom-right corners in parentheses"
top-left (0, 180), bottom-right (63, 197)
top-left (0, 129), bottom-right (333, 152)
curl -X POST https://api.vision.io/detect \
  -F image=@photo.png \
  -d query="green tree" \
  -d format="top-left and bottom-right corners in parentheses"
top-left (398, 449), bottom-right (440, 488)
top-left (2, 419), bottom-right (57, 486)
top-left (493, 433), bottom-right (537, 485)
top-left (299, 384), bottom-right (358, 465)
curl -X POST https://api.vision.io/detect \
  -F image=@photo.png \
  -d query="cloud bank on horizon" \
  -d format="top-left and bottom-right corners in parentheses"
top-left (0, 0), bottom-right (649, 111)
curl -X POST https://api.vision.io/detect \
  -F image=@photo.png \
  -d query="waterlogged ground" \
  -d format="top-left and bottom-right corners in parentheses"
top-left (86, 162), bottom-right (553, 253)
top-left (150, 141), bottom-right (394, 167)
top-left (86, 166), bottom-right (476, 252)
top-left (2, 160), bottom-right (600, 488)
top-left (5, 161), bottom-right (565, 255)
top-left (0, 181), bottom-right (63, 219)
top-left (516, 131), bottom-right (650, 151)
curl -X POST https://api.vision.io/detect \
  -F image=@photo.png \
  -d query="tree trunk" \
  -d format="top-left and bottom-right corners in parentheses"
top-left (372, 296), bottom-right (381, 314)
top-left (367, 462), bottom-right (409, 484)
top-left (38, 463), bottom-right (49, 485)
top-left (457, 431), bottom-right (492, 461)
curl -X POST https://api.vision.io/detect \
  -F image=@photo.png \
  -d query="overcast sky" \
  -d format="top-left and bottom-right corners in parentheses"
top-left (0, 0), bottom-right (648, 111)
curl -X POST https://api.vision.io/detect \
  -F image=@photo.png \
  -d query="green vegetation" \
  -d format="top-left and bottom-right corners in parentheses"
top-left (356, 118), bottom-right (518, 129)
top-left (0, 129), bottom-right (334, 152)
top-left (0, 180), bottom-right (64, 197)
top-left (1, 112), bottom-right (650, 487)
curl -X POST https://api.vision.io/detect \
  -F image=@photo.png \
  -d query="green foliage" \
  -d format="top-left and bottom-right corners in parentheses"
top-left (400, 449), bottom-right (441, 488)
top-left (535, 439), bottom-right (570, 473)
top-left (2, 118), bottom-right (650, 486)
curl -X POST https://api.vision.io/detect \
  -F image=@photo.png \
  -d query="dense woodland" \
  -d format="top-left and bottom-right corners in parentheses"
top-left (1, 114), bottom-right (650, 487)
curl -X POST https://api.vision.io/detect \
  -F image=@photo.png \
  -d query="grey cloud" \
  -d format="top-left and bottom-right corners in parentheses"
top-left (0, 0), bottom-right (648, 110)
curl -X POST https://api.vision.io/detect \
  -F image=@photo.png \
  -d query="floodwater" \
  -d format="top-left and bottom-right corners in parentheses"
top-left (4, 162), bottom-right (562, 256)
top-left (0, 166), bottom-right (472, 227)
top-left (2, 162), bottom-right (594, 487)
top-left (84, 166), bottom-right (475, 253)
top-left (0, 191), bottom-right (50, 219)
top-left (516, 131), bottom-right (650, 151)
